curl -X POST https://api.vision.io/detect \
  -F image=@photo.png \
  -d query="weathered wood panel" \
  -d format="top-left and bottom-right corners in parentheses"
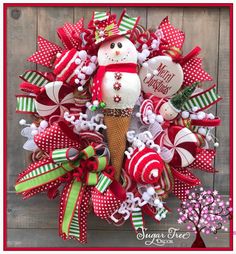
top-left (6, 6), bottom-right (230, 248)
top-left (214, 8), bottom-right (230, 194)
top-left (7, 7), bottom-right (37, 189)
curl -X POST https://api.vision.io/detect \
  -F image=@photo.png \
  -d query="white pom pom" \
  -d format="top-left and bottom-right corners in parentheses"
top-left (78, 50), bottom-right (87, 60)
top-left (78, 73), bottom-right (86, 80)
top-left (153, 70), bottom-right (158, 75)
top-left (207, 113), bottom-right (215, 119)
top-left (89, 62), bottom-right (97, 70)
top-left (182, 111), bottom-right (190, 119)
top-left (147, 109), bottom-right (153, 115)
top-left (158, 202), bottom-right (164, 209)
top-left (147, 186), bottom-right (155, 196)
top-left (93, 100), bottom-right (99, 106)
top-left (90, 55), bottom-right (97, 62)
top-left (156, 115), bottom-right (164, 123)
top-left (142, 62), bottom-right (148, 68)
top-left (214, 142), bottom-right (219, 147)
top-left (142, 192), bottom-right (151, 201)
top-left (56, 52), bottom-right (61, 58)
top-left (75, 58), bottom-right (81, 65)
top-left (81, 66), bottom-right (87, 73)
top-left (192, 106), bottom-right (199, 112)
top-left (151, 43), bottom-right (156, 49)
top-left (197, 111), bottom-right (206, 120)
top-left (30, 123), bottom-right (37, 129)
top-left (138, 53), bottom-right (146, 62)
top-left (142, 44), bottom-right (148, 49)
top-left (198, 127), bottom-right (207, 136)
top-left (142, 49), bottom-right (150, 57)
top-left (75, 78), bottom-right (80, 84)
top-left (154, 199), bottom-right (161, 205)
top-left (153, 39), bottom-right (158, 44)
top-left (146, 73), bottom-right (152, 79)
top-left (31, 130), bottom-right (39, 135)
top-left (85, 66), bottom-right (93, 75)
top-left (86, 102), bottom-right (91, 108)
top-left (149, 117), bottom-right (155, 124)
top-left (19, 119), bottom-right (26, 125)
top-left (136, 112), bottom-right (141, 118)
top-left (75, 69), bottom-right (80, 75)
top-left (151, 169), bottom-right (159, 178)
top-left (190, 114), bottom-right (197, 120)
top-left (143, 116), bottom-right (148, 123)
top-left (40, 120), bottom-right (48, 129)
top-left (78, 86), bottom-right (83, 91)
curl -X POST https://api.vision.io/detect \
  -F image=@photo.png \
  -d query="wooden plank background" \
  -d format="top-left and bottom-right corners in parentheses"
top-left (6, 6), bottom-right (230, 248)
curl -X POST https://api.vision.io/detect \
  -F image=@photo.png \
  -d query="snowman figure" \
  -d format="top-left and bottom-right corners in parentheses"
top-left (92, 14), bottom-right (141, 181)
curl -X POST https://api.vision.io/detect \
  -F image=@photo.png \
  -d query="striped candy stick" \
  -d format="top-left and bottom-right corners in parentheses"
top-left (20, 70), bottom-right (49, 87)
top-left (118, 9), bottom-right (140, 38)
top-left (131, 209), bottom-right (144, 231)
top-left (16, 95), bottom-right (36, 114)
top-left (182, 84), bottom-right (222, 112)
top-left (95, 172), bottom-right (113, 193)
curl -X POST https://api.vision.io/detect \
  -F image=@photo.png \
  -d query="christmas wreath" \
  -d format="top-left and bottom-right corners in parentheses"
top-left (15, 9), bottom-right (222, 244)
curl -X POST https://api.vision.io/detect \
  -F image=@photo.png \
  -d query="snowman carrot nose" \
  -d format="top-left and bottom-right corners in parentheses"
top-left (115, 51), bottom-right (120, 55)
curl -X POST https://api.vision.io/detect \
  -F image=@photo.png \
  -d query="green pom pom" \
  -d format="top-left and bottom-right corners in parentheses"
top-left (91, 105), bottom-right (97, 111)
top-left (99, 101), bottom-right (106, 108)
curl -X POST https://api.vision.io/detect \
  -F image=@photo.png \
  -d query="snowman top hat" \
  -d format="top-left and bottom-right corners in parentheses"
top-left (93, 13), bottom-right (129, 45)
top-left (169, 82), bottom-right (199, 112)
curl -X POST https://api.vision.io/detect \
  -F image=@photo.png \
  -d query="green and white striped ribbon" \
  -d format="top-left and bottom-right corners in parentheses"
top-left (52, 148), bottom-right (71, 164)
top-left (16, 95), bottom-right (36, 113)
top-left (61, 180), bottom-right (83, 237)
top-left (20, 163), bottom-right (55, 182)
top-left (68, 206), bottom-right (80, 239)
top-left (131, 209), bottom-right (144, 230)
top-left (118, 11), bottom-right (139, 37)
top-left (95, 173), bottom-right (112, 193)
top-left (182, 85), bottom-right (221, 111)
top-left (20, 70), bottom-right (49, 87)
top-left (94, 11), bottom-right (107, 21)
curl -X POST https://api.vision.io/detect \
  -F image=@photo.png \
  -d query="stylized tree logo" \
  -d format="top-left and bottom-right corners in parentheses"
top-left (177, 187), bottom-right (232, 248)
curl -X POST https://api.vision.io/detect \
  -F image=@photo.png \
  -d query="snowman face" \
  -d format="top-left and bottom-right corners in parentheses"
top-left (159, 102), bottom-right (178, 121)
top-left (98, 36), bottom-right (138, 66)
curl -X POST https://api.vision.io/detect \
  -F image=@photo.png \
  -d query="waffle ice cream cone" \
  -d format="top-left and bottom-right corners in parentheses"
top-left (103, 109), bottom-right (132, 181)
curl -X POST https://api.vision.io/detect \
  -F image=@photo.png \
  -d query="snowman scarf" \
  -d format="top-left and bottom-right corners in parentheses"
top-left (92, 63), bottom-right (137, 103)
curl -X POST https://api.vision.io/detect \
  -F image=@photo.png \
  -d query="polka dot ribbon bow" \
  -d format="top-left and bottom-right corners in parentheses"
top-left (15, 145), bottom-right (114, 243)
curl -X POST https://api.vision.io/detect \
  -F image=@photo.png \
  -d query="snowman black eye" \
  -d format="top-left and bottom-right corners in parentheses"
top-left (117, 42), bottom-right (122, 48)
top-left (110, 43), bottom-right (115, 49)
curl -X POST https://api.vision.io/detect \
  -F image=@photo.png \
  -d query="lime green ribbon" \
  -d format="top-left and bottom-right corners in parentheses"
top-left (15, 145), bottom-right (107, 193)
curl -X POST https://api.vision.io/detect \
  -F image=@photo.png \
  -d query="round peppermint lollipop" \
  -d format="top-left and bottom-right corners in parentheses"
top-left (35, 81), bottom-right (75, 119)
top-left (162, 126), bottom-right (198, 167)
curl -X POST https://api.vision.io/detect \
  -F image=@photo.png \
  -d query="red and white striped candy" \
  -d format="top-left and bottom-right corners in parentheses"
top-left (124, 147), bottom-right (164, 184)
top-left (53, 48), bottom-right (92, 86)
top-left (139, 99), bottom-right (154, 125)
top-left (162, 126), bottom-right (198, 167)
top-left (35, 81), bottom-right (75, 119)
